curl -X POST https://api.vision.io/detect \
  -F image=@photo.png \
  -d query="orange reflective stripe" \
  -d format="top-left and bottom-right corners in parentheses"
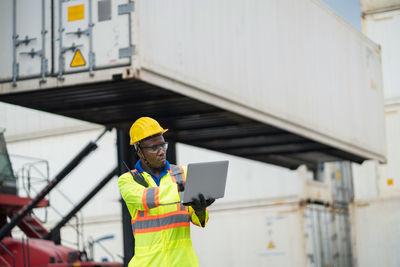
top-left (182, 203), bottom-right (187, 211)
top-left (155, 187), bottom-right (160, 206)
top-left (170, 165), bottom-right (184, 184)
top-left (178, 165), bottom-right (186, 182)
top-left (170, 169), bottom-right (177, 183)
top-left (134, 222), bottom-right (190, 234)
top-left (142, 188), bottom-right (149, 210)
top-left (131, 210), bottom-right (142, 224)
top-left (135, 209), bottom-right (187, 221)
top-left (145, 187), bottom-right (159, 209)
top-left (177, 203), bottom-right (186, 211)
top-left (132, 206), bottom-right (191, 235)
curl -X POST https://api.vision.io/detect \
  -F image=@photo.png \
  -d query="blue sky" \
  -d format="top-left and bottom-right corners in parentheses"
top-left (321, 0), bottom-right (361, 30)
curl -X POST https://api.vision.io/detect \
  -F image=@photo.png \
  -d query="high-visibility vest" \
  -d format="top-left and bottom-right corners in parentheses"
top-left (118, 164), bottom-right (208, 267)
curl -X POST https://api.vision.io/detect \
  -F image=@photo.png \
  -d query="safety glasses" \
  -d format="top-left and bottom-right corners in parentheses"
top-left (140, 142), bottom-right (168, 153)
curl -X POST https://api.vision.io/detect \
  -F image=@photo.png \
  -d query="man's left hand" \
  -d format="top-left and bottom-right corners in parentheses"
top-left (185, 193), bottom-right (215, 213)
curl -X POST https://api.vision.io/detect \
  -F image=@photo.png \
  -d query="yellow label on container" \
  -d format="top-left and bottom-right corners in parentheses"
top-left (370, 80), bottom-right (376, 89)
top-left (268, 241), bottom-right (275, 249)
top-left (68, 4), bottom-right (85, 22)
top-left (336, 170), bottom-right (341, 181)
top-left (387, 178), bottom-right (394, 186)
top-left (70, 49), bottom-right (86, 67)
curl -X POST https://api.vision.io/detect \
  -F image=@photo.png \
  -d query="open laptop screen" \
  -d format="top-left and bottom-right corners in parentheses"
top-left (182, 160), bottom-right (229, 204)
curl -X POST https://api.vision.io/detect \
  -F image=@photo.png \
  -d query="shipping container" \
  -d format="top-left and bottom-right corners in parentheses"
top-left (7, 128), bottom-right (118, 219)
top-left (4, 124), bottom-right (357, 263)
top-left (361, 0), bottom-right (400, 14)
top-left (351, 160), bottom-right (380, 200)
top-left (350, 196), bottom-right (400, 267)
top-left (178, 142), bottom-right (355, 205)
top-left (362, 7), bottom-right (400, 100)
top-left (0, 0), bottom-right (386, 168)
top-left (0, 0), bottom-right (131, 82)
top-left (358, 1), bottom-right (400, 198)
top-left (191, 198), bottom-right (353, 267)
top-left (377, 104), bottom-right (400, 197)
top-left (0, 102), bottom-right (101, 142)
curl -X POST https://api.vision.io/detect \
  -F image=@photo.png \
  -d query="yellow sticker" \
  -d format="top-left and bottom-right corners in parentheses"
top-left (336, 170), bottom-right (341, 181)
top-left (268, 241), bottom-right (275, 249)
top-left (387, 178), bottom-right (394, 186)
top-left (70, 49), bottom-right (86, 67)
top-left (370, 80), bottom-right (376, 89)
top-left (68, 4), bottom-right (85, 22)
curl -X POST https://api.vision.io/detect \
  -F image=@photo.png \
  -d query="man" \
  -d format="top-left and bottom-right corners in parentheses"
top-left (118, 117), bottom-right (215, 267)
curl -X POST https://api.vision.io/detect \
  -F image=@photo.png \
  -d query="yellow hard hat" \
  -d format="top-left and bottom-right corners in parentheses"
top-left (129, 117), bottom-right (168, 145)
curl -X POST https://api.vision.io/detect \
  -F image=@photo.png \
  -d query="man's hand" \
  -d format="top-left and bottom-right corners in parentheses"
top-left (184, 193), bottom-right (215, 212)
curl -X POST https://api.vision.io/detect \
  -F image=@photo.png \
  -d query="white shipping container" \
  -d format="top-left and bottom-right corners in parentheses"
top-left (350, 196), bottom-right (400, 267)
top-left (377, 104), bottom-right (400, 197)
top-left (0, 102), bottom-right (101, 142)
top-left (361, 0), bottom-right (400, 13)
top-left (351, 105), bottom-right (400, 200)
top-left (0, 0), bottom-right (131, 81)
top-left (137, 0), bottom-right (385, 163)
top-left (362, 8), bottom-right (400, 100)
top-left (0, 0), bottom-right (386, 164)
top-left (178, 142), bottom-right (355, 205)
top-left (7, 128), bottom-right (119, 221)
top-left (352, 160), bottom-right (380, 200)
top-left (191, 198), bottom-right (353, 267)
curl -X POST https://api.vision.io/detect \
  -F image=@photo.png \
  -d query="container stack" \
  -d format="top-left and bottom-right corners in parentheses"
top-left (191, 161), bottom-right (355, 267)
top-left (350, 1), bottom-right (400, 266)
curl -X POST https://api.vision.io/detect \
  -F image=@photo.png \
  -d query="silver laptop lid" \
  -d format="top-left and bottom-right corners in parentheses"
top-left (182, 160), bottom-right (229, 204)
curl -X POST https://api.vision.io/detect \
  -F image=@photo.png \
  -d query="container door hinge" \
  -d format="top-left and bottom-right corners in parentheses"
top-left (119, 45), bottom-right (135, 59)
top-left (118, 2), bottom-right (134, 15)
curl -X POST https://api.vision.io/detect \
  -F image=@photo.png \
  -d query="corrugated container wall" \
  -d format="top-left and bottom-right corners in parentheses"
top-left (0, 0), bottom-right (386, 164)
top-left (361, 0), bottom-right (400, 13)
top-left (351, 160), bottom-right (380, 200)
top-left (351, 197), bottom-right (400, 267)
top-left (361, 3), bottom-right (400, 198)
top-left (0, 102), bottom-right (101, 142)
top-left (178, 143), bottom-right (355, 205)
top-left (137, 0), bottom-right (385, 163)
top-left (0, 0), bottom-right (131, 81)
top-left (192, 199), bottom-right (353, 267)
top-left (377, 104), bottom-right (400, 197)
top-left (353, 4), bottom-right (400, 267)
top-left (362, 8), bottom-right (400, 101)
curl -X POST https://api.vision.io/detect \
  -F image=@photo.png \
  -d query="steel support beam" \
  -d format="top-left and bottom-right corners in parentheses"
top-left (117, 129), bottom-right (136, 266)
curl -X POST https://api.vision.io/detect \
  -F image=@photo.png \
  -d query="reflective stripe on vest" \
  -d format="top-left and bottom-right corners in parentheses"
top-left (142, 187), bottom-right (160, 210)
top-left (177, 202), bottom-right (186, 211)
top-left (170, 164), bottom-right (185, 184)
top-left (131, 209), bottom-right (190, 234)
top-left (131, 165), bottom-right (190, 235)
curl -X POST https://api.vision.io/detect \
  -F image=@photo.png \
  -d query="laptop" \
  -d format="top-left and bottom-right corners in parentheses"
top-left (181, 160), bottom-right (229, 204)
